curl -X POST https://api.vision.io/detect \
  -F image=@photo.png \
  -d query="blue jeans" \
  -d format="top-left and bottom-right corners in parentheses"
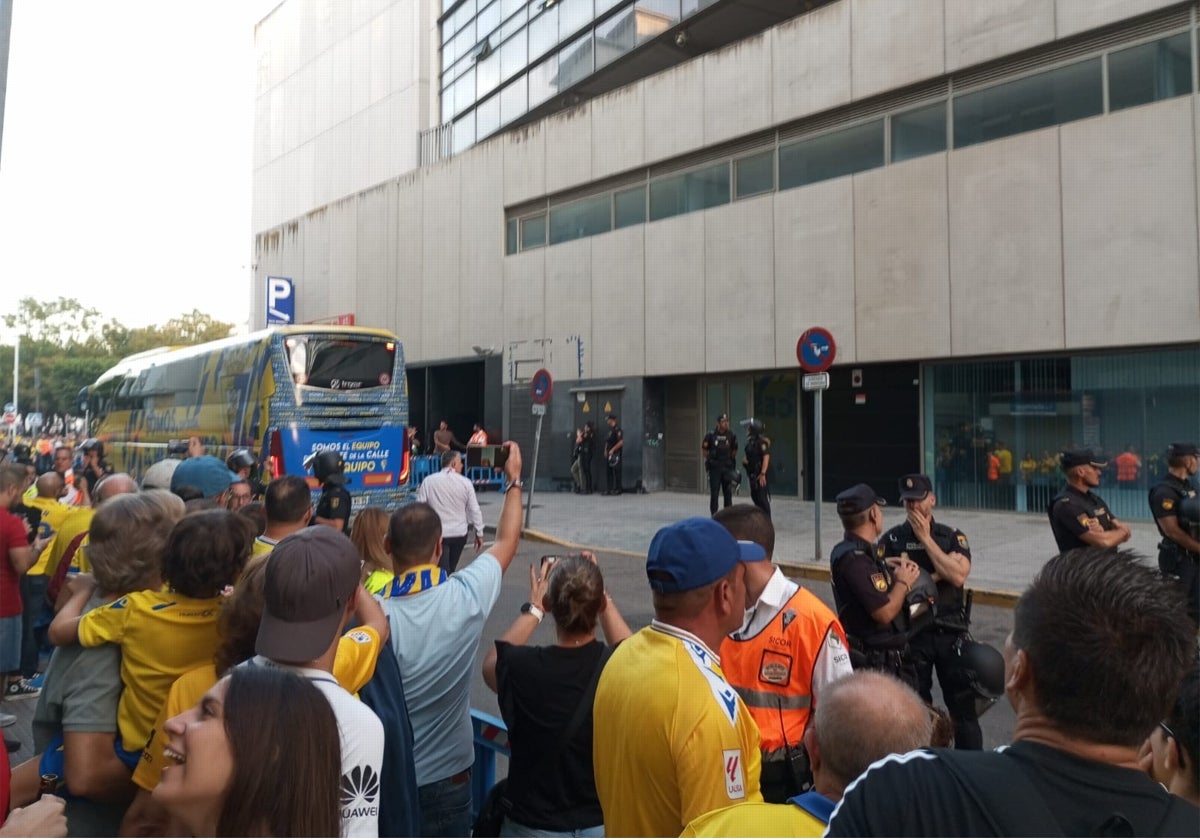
top-left (500, 816), bottom-right (605, 837)
top-left (418, 770), bottom-right (472, 838)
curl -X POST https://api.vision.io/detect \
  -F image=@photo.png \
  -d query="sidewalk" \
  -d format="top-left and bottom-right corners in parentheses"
top-left (478, 489), bottom-right (1165, 605)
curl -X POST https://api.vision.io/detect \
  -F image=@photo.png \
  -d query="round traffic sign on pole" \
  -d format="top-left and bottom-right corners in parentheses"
top-left (797, 327), bottom-right (837, 373)
top-left (530, 368), bottom-right (554, 405)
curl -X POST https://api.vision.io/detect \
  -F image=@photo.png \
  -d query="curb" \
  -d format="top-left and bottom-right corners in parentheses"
top-left (520, 528), bottom-right (1022, 609)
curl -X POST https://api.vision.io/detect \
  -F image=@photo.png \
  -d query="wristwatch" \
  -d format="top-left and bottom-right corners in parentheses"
top-left (520, 602), bottom-right (544, 622)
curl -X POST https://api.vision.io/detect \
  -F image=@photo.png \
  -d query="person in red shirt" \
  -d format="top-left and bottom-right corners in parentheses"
top-left (0, 465), bottom-right (42, 699)
top-left (1115, 445), bottom-right (1141, 488)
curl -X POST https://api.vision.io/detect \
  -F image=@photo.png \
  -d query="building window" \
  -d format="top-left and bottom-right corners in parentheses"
top-left (1108, 32), bottom-right (1192, 112)
top-left (648, 162), bottom-right (730, 221)
top-left (614, 185), bottom-right (646, 228)
top-left (500, 77), bottom-right (528, 126)
top-left (477, 0), bottom-right (502, 40)
top-left (778, 119), bottom-right (884, 191)
top-left (520, 214), bottom-right (547, 250)
top-left (528, 5), bottom-right (559, 62)
top-left (891, 101), bottom-right (947, 163)
top-left (953, 58), bottom-right (1102, 149)
top-left (506, 218), bottom-right (519, 255)
top-left (549, 194), bottom-right (612, 243)
top-left (557, 32), bottom-right (595, 91)
top-left (559, 0), bottom-right (594, 44)
top-left (529, 51), bottom-right (560, 107)
top-left (477, 93), bottom-right (502, 141)
top-left (500, 28), bottom-right (528, 82)
top-left (734, 149), bottom-right (775, 199)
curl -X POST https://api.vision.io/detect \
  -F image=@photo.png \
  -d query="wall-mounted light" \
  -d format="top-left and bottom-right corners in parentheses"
top-left (674, 30), bottom-right (689, 48)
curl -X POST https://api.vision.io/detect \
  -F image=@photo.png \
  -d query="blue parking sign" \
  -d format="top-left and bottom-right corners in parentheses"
top-left (266, 277), bottom-right (295, 326)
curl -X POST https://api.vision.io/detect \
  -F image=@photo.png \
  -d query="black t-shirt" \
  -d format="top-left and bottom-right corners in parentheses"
top-left (311, 484), bottom-right (352, 535)
top-left (744, 434), bottom-right (770, 474)
top-left (605, 426), bottom-right (622, 458)
top-left (830, 535), bottom-right (905, 648)
top-left (495, 640), bottom-right (610, 832)
top-left (1149, 474), bottom-right (1199, 542)
top-left (826, 740), bottom-right (1200, 837)
top-left (1048, 486), bottom-right (1117, 552)
top-left (881, 519), bottom-right (971, 618)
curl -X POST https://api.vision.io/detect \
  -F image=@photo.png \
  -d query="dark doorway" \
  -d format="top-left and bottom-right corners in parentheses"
top-left (409, 360), bottom-right (486, 454)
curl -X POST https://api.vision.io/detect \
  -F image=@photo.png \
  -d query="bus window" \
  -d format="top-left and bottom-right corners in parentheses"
top-left (286, 336), bottom-right (396, 391)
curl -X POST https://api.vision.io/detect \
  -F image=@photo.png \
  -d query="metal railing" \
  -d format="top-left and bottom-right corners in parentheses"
top-left (419, 123), bottom-right (455, 167)
top-left (471, 709), bottom-right (510, 818)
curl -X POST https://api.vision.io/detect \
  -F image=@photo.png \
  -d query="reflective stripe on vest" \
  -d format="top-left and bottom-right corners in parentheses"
top-left (720, 586), bottom-right (842, 753)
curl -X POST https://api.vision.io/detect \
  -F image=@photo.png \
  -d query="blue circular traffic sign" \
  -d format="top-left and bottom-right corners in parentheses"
top-left (797, 327), bottom-right (837, 373)
top-left (530, 368), bottom-right (554, 405)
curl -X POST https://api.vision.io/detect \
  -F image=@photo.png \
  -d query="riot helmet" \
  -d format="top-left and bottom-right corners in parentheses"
top-left (949, 639), bottom-right (1006, 718)
top-left (226, 449), bottom-right (256, 473)
top-left (307, 449), bottom-right (346, 485)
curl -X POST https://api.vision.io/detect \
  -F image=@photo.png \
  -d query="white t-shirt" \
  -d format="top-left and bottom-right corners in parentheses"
top-left (251, 658), bottom-right (385, 837)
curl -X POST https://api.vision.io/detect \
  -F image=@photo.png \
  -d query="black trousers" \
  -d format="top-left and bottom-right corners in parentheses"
top-left (440, 535), bottom-right (467, 574)
top-left (708, 467), bottom-right (733, 515)
top-left (748, 472), bottom-right (771, 517)
top-left (910, 630), bottom-right (983, 750)
top-left (1159, 544), bottom-right (1199, 625)
top-left (606, 458), bottom-right (622, 494)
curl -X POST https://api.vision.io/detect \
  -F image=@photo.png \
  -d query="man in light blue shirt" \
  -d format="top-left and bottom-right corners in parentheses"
top-left (379, 441), bottom-right (526, 838)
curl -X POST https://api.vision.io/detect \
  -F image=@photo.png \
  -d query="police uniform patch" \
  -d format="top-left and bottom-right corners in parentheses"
top-left (1077, 514), bottom-right (1090, 527)
top-left (876, 545), bottom-right (885, 559)
top-left (1163, 499), bottom-right (1175, 511)
top-left (331, 497), bottom-right (340, 509)
top-left (871, 573), bottom-right (888, 592)
top-left (759, 650), bottom-right (792, 686)
top-left (957, 533), bottom-right (969, 550)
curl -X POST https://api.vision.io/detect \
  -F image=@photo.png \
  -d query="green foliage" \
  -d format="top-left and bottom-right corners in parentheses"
top-left (0, 298), bottom-right (235, 418)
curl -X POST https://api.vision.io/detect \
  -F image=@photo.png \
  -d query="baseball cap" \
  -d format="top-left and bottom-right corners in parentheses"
top-left (1060, 448), bottom-right (1107, 469)
top-left (1168, 442), bottom-right (1199, 458)
top-left (898, 474), bottom-right (933, 501)
top-left (836, 483), bottom-right (887, 516)
top-left (256, 527), bottom-right (361, 663)
top-left (170, 455), bottom-right (239, 499)
top-left (646, 517), bottom-right (765, 594)
top-left (141, 458), bottom-right (180, 491)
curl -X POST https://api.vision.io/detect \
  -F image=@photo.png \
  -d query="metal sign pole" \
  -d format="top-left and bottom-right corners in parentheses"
top-left (814, 388), bottom-right (823, 561)
top-left (524, 408), bottom-right (545, 529)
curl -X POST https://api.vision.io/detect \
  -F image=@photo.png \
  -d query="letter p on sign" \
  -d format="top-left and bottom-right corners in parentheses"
top-left (266, 277), bottom-right (295, 326)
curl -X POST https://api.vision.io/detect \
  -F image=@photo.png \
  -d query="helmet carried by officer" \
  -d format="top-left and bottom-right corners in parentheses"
top-left (948, 639), bottom-right (1006, 717)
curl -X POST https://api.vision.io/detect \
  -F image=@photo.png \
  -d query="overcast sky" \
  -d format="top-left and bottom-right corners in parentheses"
top-left (0, 0), bottom-right (280, 337)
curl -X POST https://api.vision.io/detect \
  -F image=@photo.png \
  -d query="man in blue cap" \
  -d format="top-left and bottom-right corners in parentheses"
top-left (829, 484), bottom-right (921, 690)
top-left (1047, 448), bottom-right (1131, 553)
top-left (592, 517), bottom-right (766, 837)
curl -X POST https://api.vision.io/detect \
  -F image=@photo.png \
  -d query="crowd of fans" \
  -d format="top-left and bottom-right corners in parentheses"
top-left (0, 433), bottom-right (1196, 837)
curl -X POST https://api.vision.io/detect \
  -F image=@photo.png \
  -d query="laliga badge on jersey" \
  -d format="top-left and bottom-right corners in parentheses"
top-left (1163, 499), bottom-right (1175, 510)
top-left (760, 650), bottom-right (792, 686)
top-left (871, 573), bottom-right (888, 592)
top-left (347, 629), bottom-right (372, 644)
top-left (723, 750), bottom-right (746, 800)
top-left (957, 533), bottom-right (969, 550)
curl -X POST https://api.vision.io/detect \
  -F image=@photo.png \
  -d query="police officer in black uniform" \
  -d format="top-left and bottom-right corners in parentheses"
top-left (882, 474), bottom-right (981, 749)
top-left (226, 448), bottom-right (266, 499)
top-left (78, 438), bottom-right (110, 496)
top-left (1048, 448), bottom-right (1132, 553)
top-left (1149, 442), bottom-right (1200, 624)
top-left (603, 414), bottom-right (623, 495)
top-left (701, 414), bottom-right (738, 516)
top-left (742, 418), bottom-right (771, 518)
top-left (829, 483), bottom-right (922, 691)
top-left (307, 449), bottom-right (352, 535)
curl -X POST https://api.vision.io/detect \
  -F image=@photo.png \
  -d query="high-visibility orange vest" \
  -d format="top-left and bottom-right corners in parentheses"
top-left (1116, 452), bottom-right (1140, 482)
top-left (720, 587), bottom-right (848, 753)
top-left (987, 454), bottom-right (1000, 481)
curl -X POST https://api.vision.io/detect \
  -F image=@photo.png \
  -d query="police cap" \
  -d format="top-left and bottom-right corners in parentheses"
top-left (1168, 442), bottom-right (1199, 458)
top-left (898, 474), bottom-right (933, 501)
top-left (835, 483), bottom-right (886, 516)
top-left (1060, 448), bottom-right (1107, 469)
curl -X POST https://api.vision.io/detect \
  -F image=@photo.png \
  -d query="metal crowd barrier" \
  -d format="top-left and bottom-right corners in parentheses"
top-left (471, 709), bottom-right (510, 818)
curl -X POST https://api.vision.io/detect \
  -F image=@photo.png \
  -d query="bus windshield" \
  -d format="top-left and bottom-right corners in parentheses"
top-left (286, 335), bottom-right (396, 391)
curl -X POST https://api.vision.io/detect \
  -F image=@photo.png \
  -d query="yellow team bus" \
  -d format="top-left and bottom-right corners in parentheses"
top-left (78, 326), bottom-right (412, 509)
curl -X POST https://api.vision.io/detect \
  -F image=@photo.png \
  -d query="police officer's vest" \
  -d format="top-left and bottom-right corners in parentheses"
top-left (745, 436), bottom-right (768, 474)
top-left (720, 587), bottom-right (848, 753)
top-left (710, 432), bottom-right (733, 466)
top-left (829, 540), bottom-right (909, 649)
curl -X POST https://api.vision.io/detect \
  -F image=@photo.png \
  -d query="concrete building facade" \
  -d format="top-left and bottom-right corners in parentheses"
top-left (252, 0), bottom-right (1200, 517)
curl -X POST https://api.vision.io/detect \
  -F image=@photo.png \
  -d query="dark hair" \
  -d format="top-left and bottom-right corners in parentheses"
top-left (713, 504), bottom-right (775, 559)
top-left (162, 510), bottom-right (253, 599)
top-left (173, 484), bottom-right (206, 503)
top-left (89, 491), bottom-right (186, 594)
top-left (387, 502), bottom-right (442, 569)
top-left (1012, 547), bottom-right (1192, 746)
top-left (838, 509), bottom-right (871, 530)
top-left (214, 558), bottom-right (267, 676)
top-left (264, 476), bottom-right (313, 523)
top-left (218, 666), bottom-right (341, 837)
top-left (238, 502), bottom-right (267, 536)
top-left (545, 557), bottom-right (605, 635)
top-left (1166, 665), bottom-right (1199, 789)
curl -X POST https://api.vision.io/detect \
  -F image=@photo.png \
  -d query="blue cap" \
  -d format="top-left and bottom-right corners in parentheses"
top-left (170, 455), bottom-right (239, 499)
top-left (646, 517), bottom-right (766, 594)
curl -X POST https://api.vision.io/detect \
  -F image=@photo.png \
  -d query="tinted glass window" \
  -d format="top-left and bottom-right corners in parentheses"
top-left (735, 150), bottom-right (774, 198)
top-left (891, 101), bottom-right (947, 163)
top-left (550, 194), bottom-right (612, 243)
top-left (614, 186), bottom-right (646, 228)
top-left (287, 337), bottom-right (397, 391)
top-left (953, 58), bottom-right (1102, 149)
top-left (521, 214), bottom-right (547, 249)
top-left (779, 119), bottom-right (884, 190)
top-left (1108, 32), bottom-right (1192, 112)
top-left (506, 218), bottom-right (519, 255)
top-left (649, 162), bottom-right (730, 221)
